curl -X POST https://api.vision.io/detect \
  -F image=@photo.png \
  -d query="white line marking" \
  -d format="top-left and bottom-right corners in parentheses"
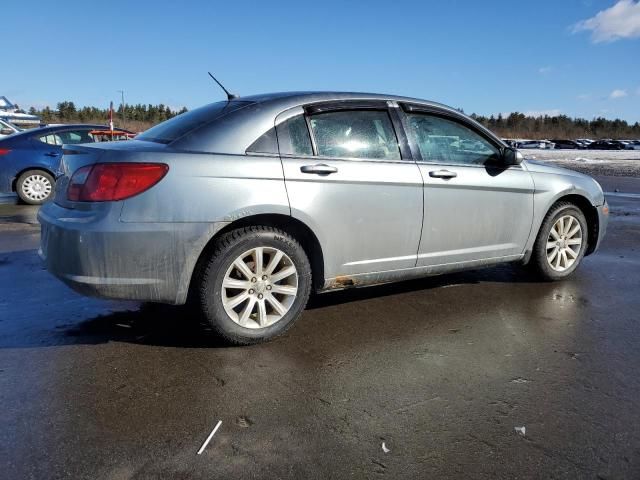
top-left (605, 191), bottom-right (640, 199)
top-left (197, 420), bottom-right (222, 455)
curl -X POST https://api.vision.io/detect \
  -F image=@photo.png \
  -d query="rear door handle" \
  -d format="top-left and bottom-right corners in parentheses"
top-left (45, 152), bottom-right (60, 157)
top-left (429, 169), bottom-right (457, 179)
top-left (300, 163), bottom-right (338, 175)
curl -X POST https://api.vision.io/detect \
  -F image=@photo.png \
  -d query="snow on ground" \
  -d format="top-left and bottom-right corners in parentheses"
top-left (523, 149), bottom-right (640, 177)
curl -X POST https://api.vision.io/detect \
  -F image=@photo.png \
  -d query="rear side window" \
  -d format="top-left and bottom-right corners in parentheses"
top-left (57, 129), bottom-right (95, 144)
top-left (277, 115), bottom-right (313, 156)
top-left (137, 101), bottom-right (250, 144)
top-left (247, 127), bottom-right (278, 154)
top-left (308, 110), bottom-right (400, 160)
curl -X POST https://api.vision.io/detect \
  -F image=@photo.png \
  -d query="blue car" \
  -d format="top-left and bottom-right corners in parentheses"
top-left (0, 124), bottom-right (132, 204)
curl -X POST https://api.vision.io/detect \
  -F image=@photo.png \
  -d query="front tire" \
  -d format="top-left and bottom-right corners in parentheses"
top-left (196, 226), bottom-right (312, 345)
top-left (531, 202), bottom-right (588, 281)
top-left (16, 170), bottom-right (54, 205)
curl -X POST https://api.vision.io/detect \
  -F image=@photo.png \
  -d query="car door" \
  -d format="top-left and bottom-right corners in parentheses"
top-left (28, 128), bottom-right (95, 172)
top-left (399, 104), bottom-right (535, 267)
top-left (276, 102), bottom-right (423, 280)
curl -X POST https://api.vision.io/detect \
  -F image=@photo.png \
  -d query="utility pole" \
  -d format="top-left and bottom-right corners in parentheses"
top-left (117, 90), bottom-right (125, 127)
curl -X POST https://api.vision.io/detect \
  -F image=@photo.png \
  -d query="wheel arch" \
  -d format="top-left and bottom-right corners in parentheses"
top-left (187, 213), bottom-right (326, 302)
top-left (545, 193), bottom-right (600, 256)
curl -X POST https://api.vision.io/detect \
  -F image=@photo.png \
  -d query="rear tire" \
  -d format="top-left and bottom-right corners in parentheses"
top-left (196, 226), bottom-right (312, 345)
top-left (530, 202), bottom-right (588, 281)
top-left (16, 170), bottom-right (54, 205)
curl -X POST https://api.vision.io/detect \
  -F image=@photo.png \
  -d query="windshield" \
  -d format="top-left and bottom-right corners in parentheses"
top-left (137, 101), bottom-right (251, 144)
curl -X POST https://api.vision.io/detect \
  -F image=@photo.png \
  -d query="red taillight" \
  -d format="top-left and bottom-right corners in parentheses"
top-left (67, 163), bottom-right (168, 202)
top-left (0, 148), bottom-right (11, 155)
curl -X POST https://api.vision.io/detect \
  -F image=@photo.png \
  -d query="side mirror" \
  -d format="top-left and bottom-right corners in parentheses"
top-left (0, 128), bottom-right (13, 135)
top-left (503, 147), bottom-right (523, 165)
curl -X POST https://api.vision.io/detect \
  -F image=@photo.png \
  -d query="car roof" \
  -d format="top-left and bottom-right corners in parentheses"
top-left (237, 91), bottom-right (457, 112)
top-left (170, 91), bottom-right (489, 154)
top-left (7, 124), bottom-right (109, 138)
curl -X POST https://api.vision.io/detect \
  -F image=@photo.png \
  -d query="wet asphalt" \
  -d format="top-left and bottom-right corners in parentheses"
top-left (0, 176), bottom-right (639, 479)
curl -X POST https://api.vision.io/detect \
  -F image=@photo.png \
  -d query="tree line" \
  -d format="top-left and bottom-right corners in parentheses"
top-left (20, 102), bottom-right (640, 139)
top-left (470, 112), bottom-right (640, 140)
top-left (26, 101), bottom-right (188, 130)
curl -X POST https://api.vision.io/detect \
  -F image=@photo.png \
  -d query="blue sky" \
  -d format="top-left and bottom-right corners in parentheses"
top-left (3, 0), bottom-right (640, 121)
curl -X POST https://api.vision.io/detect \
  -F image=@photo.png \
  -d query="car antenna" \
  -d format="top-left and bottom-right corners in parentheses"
top-left (208, 72), bottom-right (238, 100)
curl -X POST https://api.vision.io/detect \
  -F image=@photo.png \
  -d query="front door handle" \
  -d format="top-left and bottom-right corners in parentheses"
top-left (45, 152), bottom-right (60, 157)
top-left (300, 163), bottom-right (338, 175)
top-left (429, 169), bottom-right (457, 179)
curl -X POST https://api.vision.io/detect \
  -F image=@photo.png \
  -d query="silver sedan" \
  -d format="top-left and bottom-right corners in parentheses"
top-left (38, 92), bottom-right (609, 344)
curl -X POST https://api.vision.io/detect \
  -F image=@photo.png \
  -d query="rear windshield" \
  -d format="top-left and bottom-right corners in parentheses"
top-left (137, 101), bottom-right (251, 144)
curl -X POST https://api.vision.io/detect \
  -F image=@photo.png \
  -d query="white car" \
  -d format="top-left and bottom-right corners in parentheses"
top-left (518, 140), bottom-right (555, 149)
top-left (624, 140), bottom-right (640, 150)
top-left (0, 119), bottom-right (20, 138)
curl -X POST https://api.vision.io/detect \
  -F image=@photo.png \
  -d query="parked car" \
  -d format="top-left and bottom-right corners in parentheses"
top-left (623, 140), bottom-right (640, 150)
top-left (517, 140), bottom-right (555, 149)
top-left (38, 92), bottom-right (609, 345)
top-left (576, 139), bottom-right (594, 147)
top-left (0, 119), bottom-right (20, 139)
top-left (551, 139), bottom-right (584, 150)
top-left (0, 124), bottom-right (132, 204)
top-left (516, 140), bottom-right (545, 149)
top-left (588, 140), bottom-right (625, 150)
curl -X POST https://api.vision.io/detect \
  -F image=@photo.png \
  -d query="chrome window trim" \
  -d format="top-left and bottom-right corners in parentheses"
top-left (280, 152), bottom-right (413, 165)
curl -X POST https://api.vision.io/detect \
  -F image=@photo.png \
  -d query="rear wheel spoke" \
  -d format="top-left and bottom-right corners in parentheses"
top-left (265, 251), bottom-right (284, 276)
top-left (266, 295), bottom-right (287, 316)
top-left (234, 258), bottom-right (254, 280)
top-left (223, 278), bottom-right (251, 289)
top-left (238, 297), bottom-right (257, 325)
top-left (270, 284), bottom-right (297, 296)
top-left (271, 265), bottom-right (296, 283)
top-left (225, 291), bottom-right (249, 310)
top-left (254, 247), bottom-right (264, 276)
top-left (257, 299), bottom-right (268, 326)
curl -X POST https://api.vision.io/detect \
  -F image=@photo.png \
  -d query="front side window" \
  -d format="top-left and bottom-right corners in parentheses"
top-left (406, 113), bottom-right (500, 165)
top-left (308, 110), bottom-right (400, 160)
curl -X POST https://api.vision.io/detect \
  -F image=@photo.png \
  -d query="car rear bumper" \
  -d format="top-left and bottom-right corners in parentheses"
top-left (37, 201), bottom-right (226, 304)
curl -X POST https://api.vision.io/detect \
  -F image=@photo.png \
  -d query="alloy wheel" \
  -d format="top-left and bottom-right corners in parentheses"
top-left (221, 247), bottom-right (298, 329)
top-left (546, 215), bottom-right (583, 272)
